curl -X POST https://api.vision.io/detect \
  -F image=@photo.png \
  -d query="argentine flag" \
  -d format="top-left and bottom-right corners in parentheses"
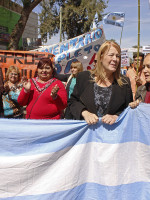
top-left (0, 104), bottom-right (150, 199)
top-left (103, 12), bottom-right (125, 27)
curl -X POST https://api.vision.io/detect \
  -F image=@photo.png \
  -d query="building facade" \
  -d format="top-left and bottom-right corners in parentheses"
top-left (0, 0), bottom-right (39, 50)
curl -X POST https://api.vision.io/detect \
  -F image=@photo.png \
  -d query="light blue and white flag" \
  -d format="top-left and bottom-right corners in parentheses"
top-left (103, 12), bottom-right (125, 27)
top-left (0, 104), bottom-right (150, 200)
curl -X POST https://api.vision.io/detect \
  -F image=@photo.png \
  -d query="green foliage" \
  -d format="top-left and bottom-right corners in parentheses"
top-left (39, 0), bottom-right (108, 43)
top-left (8, 0), bottom-right (42, 50)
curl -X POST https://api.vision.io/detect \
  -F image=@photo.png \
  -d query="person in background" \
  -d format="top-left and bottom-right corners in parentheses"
top-left (55, 60), bottom-right (83, 118)
top-left (67, 40), bottom-right (133, 125)
top-left (129, 53), bottom-right (150, 108)
top-left (0, 68), bottom-right (4, 117)
top-left (126, 52), bottom-right (145, 100)
top-left (93, 54), bottom-right (98, 69)
top-left (2, 66), bottom-right (23, 118)
top-left (18, 58), bottom-right (67, 119)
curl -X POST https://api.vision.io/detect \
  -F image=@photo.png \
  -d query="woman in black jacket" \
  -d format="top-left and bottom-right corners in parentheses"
top-left (67, 41), bottom-right (133, 125)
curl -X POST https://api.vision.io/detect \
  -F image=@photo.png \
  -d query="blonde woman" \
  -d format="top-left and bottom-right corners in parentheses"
top-left (55, 60), bottom-right (83, 118)
top-left (2, 66), bottom-right (23, 118)
top-left (68, 41), bottom-right (133, 124)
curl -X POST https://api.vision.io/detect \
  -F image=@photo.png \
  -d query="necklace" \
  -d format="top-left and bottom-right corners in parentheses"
top-left (32, 77), bottom-right (56, 92)
top-left (7, 81), bottom-right (23, 91)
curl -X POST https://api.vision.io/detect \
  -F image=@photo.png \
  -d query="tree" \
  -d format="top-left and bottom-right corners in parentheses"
top-left (39, 0), bottom-right (108, 43)
top-left (8, 0), bottom-right (42, 50)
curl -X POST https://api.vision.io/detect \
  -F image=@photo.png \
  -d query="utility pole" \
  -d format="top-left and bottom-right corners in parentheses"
top-left (60, 6), bottom-right (62, 42)
top-left (137, 0), bottom-right (140, 74)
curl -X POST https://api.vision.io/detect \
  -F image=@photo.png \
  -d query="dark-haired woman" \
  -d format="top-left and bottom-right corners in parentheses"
top-left (18, 58), bottom-right (67, 119)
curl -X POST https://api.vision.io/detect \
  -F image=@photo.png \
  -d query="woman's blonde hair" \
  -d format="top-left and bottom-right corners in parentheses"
top-left (71, 61), bottom-right (83, 73)
top-left (90, 40), bottom-right (123, 86)
top-left (6, 65), bottom-right (21, 82)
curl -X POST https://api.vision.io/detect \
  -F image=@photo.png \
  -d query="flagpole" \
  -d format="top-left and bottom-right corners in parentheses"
top-left (60, 6), bottom-right (62, 42)
top-left (120, 26), bottom-right (123, 46)
top-left (137, 0), bottom-right (140, 74)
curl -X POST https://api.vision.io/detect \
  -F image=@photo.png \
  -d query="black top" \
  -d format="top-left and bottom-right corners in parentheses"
top-left (67, 71), bottom-right (133, 120)
top-left (94, 83), bottom-right (112, 117)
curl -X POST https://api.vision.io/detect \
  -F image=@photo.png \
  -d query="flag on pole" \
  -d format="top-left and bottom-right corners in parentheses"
top-left (103, 12), bottom-right (125, 27)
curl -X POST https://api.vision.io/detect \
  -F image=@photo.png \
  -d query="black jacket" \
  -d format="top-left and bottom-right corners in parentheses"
top-left (54, 73), bottom-right (72, 97)
top-left (54, 73), bottom-right (74, 119)
top-left (68, 71), bottom-right (133, 120)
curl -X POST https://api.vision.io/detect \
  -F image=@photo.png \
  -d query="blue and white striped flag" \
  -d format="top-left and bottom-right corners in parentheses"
top-left (0, 104), bottom-right (150, 200)
top-left (103, 12), bottom-right (125, 27)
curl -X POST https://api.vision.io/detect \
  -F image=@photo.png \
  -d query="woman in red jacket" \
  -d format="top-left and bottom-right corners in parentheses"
top-left (18, 58), bottom-right (67, 119)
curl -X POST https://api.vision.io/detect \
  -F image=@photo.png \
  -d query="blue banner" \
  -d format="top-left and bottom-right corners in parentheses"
top-left (0, 103), bottom-right (150, 199)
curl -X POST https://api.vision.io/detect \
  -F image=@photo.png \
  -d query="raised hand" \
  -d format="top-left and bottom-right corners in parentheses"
top-left (50, 84), bottom-right (59, 99)
top-left (21, 77), bottom-right (31, 93)
top-left (135, 75), bottom-right (142, 86)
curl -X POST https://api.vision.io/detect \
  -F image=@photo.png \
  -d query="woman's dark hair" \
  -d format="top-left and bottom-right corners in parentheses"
top-left (35, 58), bottom-right (55, 77)
top-left (37, 58), bottom-right (53, 69)
top-left (133, 52), bottom-right (144, 61)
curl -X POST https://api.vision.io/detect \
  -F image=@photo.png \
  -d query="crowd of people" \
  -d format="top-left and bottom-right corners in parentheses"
top-left (0, 40), bottom-right (150, 124)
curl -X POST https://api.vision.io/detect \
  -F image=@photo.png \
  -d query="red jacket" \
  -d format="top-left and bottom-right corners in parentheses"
top-left (18, 78), bottom-right (67, 119)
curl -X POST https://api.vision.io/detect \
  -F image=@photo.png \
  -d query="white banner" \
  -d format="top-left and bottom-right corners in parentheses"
top-left (121, 49), bottom-right (130, 67)
top-left (142, 45), bottom-right (150, 55)
top-left (35, 27), bottom-right (105, 74)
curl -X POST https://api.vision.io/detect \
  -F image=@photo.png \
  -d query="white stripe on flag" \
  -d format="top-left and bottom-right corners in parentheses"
top-left (0, 142), bottom-right (150, 198)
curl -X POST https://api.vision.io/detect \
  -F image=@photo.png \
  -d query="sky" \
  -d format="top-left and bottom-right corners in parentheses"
top-left (37, 0), bottom-right (150, 49)
top-left (102, 0), bottom-right (150, 48)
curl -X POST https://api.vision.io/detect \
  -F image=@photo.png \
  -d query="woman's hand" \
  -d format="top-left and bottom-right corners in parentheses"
top-left (51, 84), bottom-right (59, 99)
top-left (21, 77), bottom-right (31, 93)
top-left (82, 110), bottom-right (99, 125)
top-left (101, 114), bottom-right (118, 125)
top-left (129, 99), bottom-right (140, 109)
top-left (135, 75), bottom-right (142, 86)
